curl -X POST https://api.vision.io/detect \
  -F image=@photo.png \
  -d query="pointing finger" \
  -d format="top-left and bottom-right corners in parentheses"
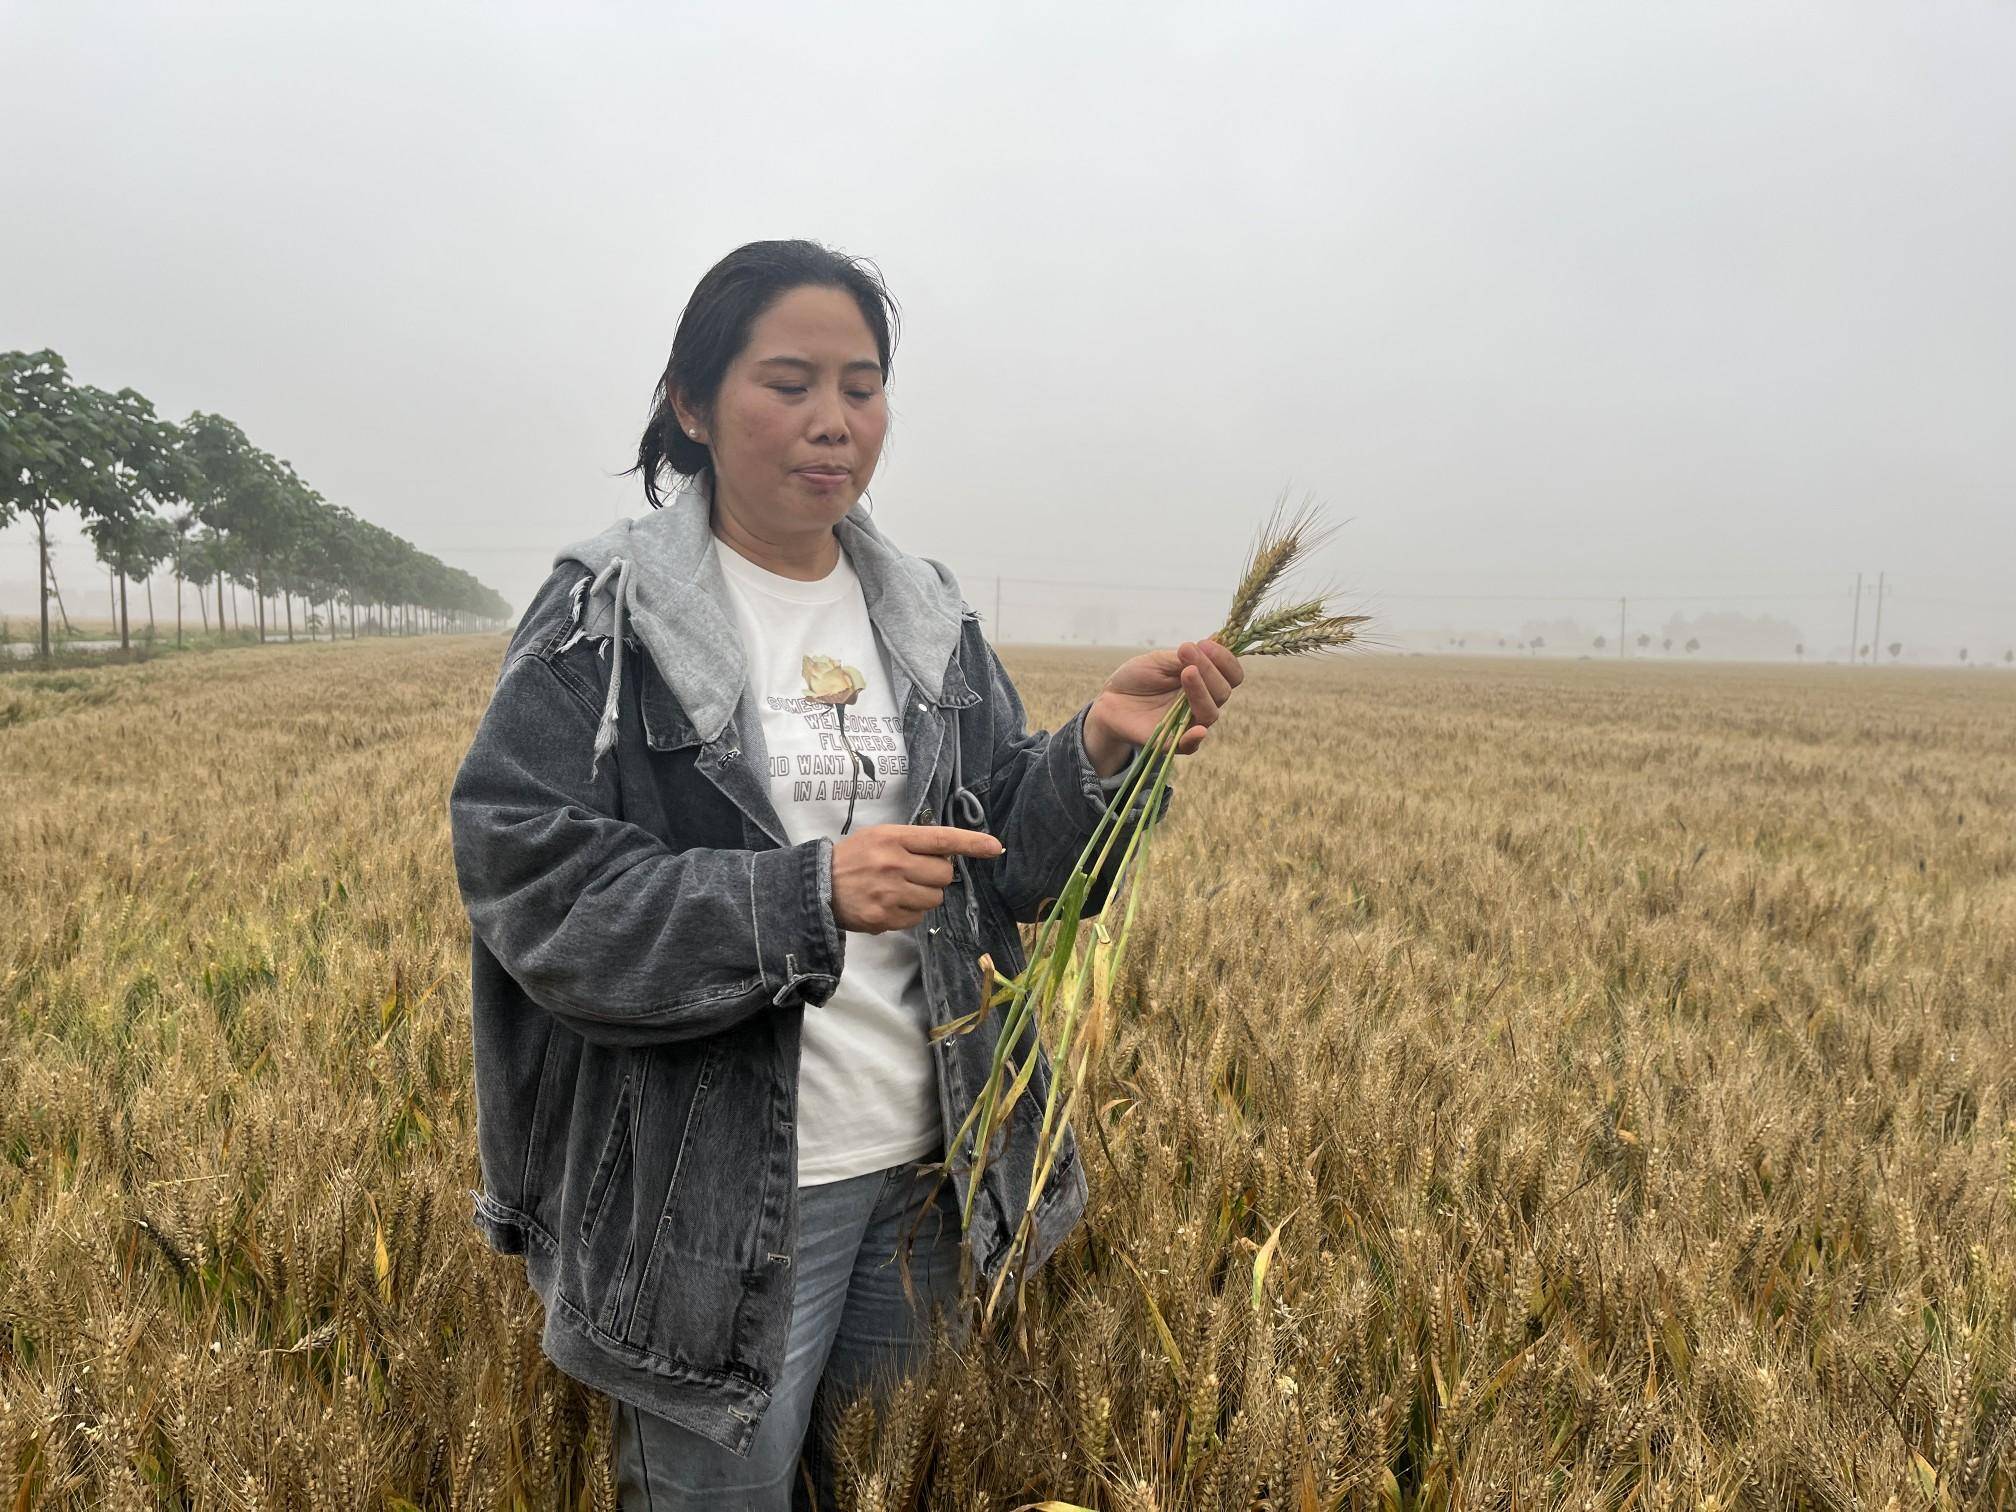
top-left (901, 825), bottom-right (1005, 859)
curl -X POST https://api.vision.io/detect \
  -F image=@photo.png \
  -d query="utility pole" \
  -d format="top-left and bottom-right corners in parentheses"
top-left (1619, 597), bottom-right (1627, 659)
top-left (1850, 572), bottom-right (1863, 663)
top-left (1871, 572), bottom-right (1885, 667)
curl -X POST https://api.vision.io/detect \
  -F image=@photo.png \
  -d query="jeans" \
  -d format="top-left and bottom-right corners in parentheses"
top-left (610, 1159), bottom-right (968, 1509)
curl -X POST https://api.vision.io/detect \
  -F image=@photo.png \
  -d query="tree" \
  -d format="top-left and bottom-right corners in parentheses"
top-left (2004, 650), bottom-right (2013, 667)
top-left (184, 524), bottom-right (238, 637)
top-left (186, 413), bottom-right (300, 642)
top-left (168, 508), bottom-right (202, 645)
top-left (1593, 634), bottom-right (1606, 651)
top-left (1685, 638), bottom-right (1700, 655)
top-left (1529, 636), bottom-right (1545, 654)
top-left (1794, 643), bottom-right (1805, 660)
top-left (77, 387), bottom-right (199, 650)
top-left (85, 508), bottom-right (176, 647)
top-left (134, 513), bottom-right (180, 639)
top-left (1636, 633), bottom-right (1650, 652)
top-left (1662, 638), bottom-right (1673, 653)
top-left (1, 350), bottom-right (117, 659)
top-left (1959, 648), bottom-right (1968, 664)
top-left (1888, 642), bottom-right (1902, 661)
top-left (260, 457), bottom-right (324, 643)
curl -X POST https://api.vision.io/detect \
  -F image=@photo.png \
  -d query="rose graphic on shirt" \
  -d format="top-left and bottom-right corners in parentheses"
top-left (801, 654), bottom-right (876, 834)
top-left (801, 655), bottom-right (865, 705)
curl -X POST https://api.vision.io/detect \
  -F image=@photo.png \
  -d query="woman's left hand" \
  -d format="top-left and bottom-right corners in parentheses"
top-left (1083, 638), bottom-right (1245, 773)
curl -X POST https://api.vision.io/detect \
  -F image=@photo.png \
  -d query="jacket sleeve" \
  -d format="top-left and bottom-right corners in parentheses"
top-left (449, 587), bottom-right (845, 1050)
top-left (966, 626), bottom-right (1176, 924)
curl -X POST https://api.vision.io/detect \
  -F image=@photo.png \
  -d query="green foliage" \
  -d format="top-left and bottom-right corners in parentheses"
top-left (4, 352), bottom-right (513, 662)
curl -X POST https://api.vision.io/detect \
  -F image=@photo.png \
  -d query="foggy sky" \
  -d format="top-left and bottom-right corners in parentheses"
top-left (4, 1), bottom-right (2012, 659)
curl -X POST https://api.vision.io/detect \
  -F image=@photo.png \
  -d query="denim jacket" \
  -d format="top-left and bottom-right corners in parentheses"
top-left (447, 488), bottom-right (1171, 1456)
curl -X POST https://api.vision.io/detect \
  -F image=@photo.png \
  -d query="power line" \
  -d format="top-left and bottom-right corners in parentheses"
top-left (987, 580), bottom-right (1875, 604)
top-left (405, 544), bottom-right (2016, 613)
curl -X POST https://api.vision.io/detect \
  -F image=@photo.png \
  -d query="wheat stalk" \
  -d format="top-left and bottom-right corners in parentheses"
top-left (932, 497), bottom-right (1366, 1322)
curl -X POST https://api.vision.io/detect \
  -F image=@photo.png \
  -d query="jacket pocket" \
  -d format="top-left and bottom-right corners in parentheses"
top-left (521, 1020), bottom-right (581, 1226)
top-left (578, 1058), bottom-right (644, 1332)
top-left (619, 1041), bottom-right (721, 1351)
top-left (623, 1028), bottom-right (787, 1370)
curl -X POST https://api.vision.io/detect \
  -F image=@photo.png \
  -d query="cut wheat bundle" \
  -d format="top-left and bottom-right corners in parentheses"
top-left (932, 496), bottom-right (1368, 1322)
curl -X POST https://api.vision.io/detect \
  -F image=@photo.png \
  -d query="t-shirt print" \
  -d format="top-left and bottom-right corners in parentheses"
top-left (786, 653), bottom-right (909, 834)
top-left (713, 536), bottom-right (940, 1187)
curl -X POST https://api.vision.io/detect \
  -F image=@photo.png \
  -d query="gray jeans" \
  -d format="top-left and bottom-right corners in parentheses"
top-left (610, 1159), bottom-right (969, 1509)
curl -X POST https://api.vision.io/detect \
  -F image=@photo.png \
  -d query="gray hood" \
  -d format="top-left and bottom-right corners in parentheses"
top-left (551, 482), bottom-right (969, 779)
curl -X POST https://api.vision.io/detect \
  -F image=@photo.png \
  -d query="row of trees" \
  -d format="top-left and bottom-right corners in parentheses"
top-left (1441, 633), bottom-right (2013, 663)
top-left (1796, 642), bottom-right (2011, 664)
top-left (1, 349), bottom-right (509, 660)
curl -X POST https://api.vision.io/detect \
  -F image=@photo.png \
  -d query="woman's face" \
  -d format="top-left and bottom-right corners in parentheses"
top-left (678, 284), bottom-right (889, 535)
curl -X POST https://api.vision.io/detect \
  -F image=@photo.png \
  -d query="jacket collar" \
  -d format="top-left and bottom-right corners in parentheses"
top-left (552, 483), bottom-right (973, 750)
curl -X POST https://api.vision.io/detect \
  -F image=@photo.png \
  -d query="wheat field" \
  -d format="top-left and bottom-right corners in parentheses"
top-left (3, 637), bottom-right (2013, 1509)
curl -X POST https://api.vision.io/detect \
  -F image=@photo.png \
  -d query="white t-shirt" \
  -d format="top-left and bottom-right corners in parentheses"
top-left (713, 535), bottom-right (942, 1186)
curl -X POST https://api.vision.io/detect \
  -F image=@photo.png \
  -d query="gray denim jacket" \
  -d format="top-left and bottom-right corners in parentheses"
top-left (447, 488), bottom-right (1170, 1456)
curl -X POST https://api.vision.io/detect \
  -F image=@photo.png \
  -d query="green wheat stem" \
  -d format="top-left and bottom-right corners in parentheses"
top-left (950, 498), bottom-right (1363, 1315)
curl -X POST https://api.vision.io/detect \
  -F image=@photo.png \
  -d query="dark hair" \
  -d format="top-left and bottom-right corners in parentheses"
top-left (631, 239), bottom-right (900, 509)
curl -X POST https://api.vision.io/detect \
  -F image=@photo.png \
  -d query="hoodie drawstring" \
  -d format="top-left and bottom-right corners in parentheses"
top-left (587, 555), bottom-right (631, 783)
top-left (948, 704), bottom-right (987, 942)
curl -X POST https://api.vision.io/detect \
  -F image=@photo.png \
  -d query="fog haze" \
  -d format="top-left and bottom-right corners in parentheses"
top-left (4, 1), bottom-right (2012, 659)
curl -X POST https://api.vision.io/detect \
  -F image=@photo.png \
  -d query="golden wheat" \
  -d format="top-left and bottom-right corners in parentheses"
top-left (2, 639), bottom-right (2014, 1508)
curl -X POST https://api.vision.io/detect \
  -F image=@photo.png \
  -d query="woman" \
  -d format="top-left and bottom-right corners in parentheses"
top-left (448, 239), bottom-right (1244, 1508)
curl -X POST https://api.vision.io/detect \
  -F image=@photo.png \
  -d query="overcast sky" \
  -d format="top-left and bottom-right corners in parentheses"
top-left (4, 0), bottom-right (2012, 659)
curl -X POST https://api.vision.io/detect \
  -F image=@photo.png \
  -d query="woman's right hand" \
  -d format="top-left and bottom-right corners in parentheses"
top-left (831, 824), bottom-right (1005, 934)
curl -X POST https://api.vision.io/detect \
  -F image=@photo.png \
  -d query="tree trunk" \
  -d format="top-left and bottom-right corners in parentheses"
top-left (174, 565), bottom-right (184, 648)
top-left (117, 572), bottom-right (130, 649)
top-left (35, 505), bottom-right (51, 661)
top-left (217, 575), bottom-right (227, 640)
top-left (144, 574), bottom-right (155, 639)
top-left (348, 598), bottom-right (356, 639)
top-left (284, 591), bottom-right (294, 643)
